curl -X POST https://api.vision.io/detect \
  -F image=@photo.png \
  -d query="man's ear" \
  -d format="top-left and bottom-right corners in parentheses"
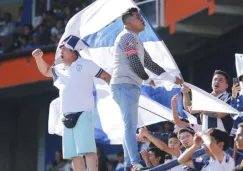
top-left (226, 83), bottom-right (229, 89)
top-left (218, 142), bottom-right (225, 150)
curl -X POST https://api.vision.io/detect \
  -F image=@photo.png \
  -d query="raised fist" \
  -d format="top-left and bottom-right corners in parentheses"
top-left (32, 49), bottom-right (43, 59)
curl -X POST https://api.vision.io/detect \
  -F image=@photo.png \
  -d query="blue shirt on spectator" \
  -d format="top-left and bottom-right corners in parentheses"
top-left (20, 44), bottom-right (33, 52)
top-left (230, 95), bottom-right (243, 136)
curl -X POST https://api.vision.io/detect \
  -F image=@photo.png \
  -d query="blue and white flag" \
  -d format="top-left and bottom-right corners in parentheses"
top-left (235, 53), bottom-right (243, 95)
top-left (52, 0), bottom-right (197, 144)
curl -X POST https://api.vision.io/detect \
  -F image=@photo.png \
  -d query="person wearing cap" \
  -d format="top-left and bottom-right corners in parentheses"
top-left (32, 35), bottom-right (111, 171)
top-left (110, 7), bottom-right (183, 171)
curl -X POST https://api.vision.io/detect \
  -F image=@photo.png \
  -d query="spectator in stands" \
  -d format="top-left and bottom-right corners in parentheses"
top-left (17, 6), bottom-right (24, 26)
top-left (51, 19), bottom-right (65, 44)
top-left (115, 152), bottom-right (125, 171)
top-left (139, 128), bottom-right (182, 158)
top-left (178, 128), bottom-right (234, 171)
top-left (23, 24), bottom-right (33, 37)
top-left (163, 121), bottom-right (173, 134)
top-left (43, 10), bottom-right (56, 30)
top-left (231, 76), bottom-right (243, 136)
top-left (0, 12), bottom-right (15, 36)
top-left (177, 127), bottom-right (196, 171)
top-left (139, 128), bottom-right (184, 170)
top-left (234, 123), bottom-right (243, 166)
top-left (140, 148), bottom-right (164, 168)
top-left (172, 94), bottom-right (202, 133)
top-left (31, 32), bottom-right (44, 49)
top-left (235, 123), bottom-right (243, 150)
top-left (182, 70), bottom-right (233, 134)
top-left (64, 6), bottom-right (74, 24)
top-left (46, 150), bottom-right (72, 171)
top-left (18, 35), bottom-right (32, 52)
top-left (36, 24), bottom-right (52, 45)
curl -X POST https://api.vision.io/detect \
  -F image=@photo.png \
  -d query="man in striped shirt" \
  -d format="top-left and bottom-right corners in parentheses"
top-left (182, 70), bottom-right (233, 134)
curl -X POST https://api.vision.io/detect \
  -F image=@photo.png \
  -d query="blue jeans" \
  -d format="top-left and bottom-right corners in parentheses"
top-left (111, 83), bottom-right (141, 167)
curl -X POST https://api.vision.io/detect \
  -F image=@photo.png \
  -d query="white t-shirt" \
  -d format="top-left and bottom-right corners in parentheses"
top-left (193, 153), bottom-right (235, 171)
top-left (53, 57), bottom-right (101, 113)
top-left (169, 150), bottom-right (184, 171)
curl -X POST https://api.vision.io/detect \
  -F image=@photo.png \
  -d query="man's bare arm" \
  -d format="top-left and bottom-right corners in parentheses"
top-left (98, 70), bottom-right (111, 85)
top-left (171, 94), bottom-right (189, 127)
top-left (32, 49), bottom-right (53, 77)
top-left (178, 145), bottom-right (197, 168)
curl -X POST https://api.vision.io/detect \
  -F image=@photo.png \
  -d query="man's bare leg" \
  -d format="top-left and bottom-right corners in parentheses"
top-left (85, 152), bottom-right (98, 171)
top-left (72, 156), bottom-right (85, 171)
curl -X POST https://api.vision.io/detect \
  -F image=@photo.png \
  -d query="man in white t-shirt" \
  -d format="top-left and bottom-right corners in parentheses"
top-left (178, 128), bottom-right (235, 171)
top-left (32, 35), bottom-right (111, 171)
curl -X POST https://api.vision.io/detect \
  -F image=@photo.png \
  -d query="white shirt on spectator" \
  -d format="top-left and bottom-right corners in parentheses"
top-left (53, 57), bottom-right (101, 113)
top-left (193, 153), bottom-right (234, 171)
top-left (0, 22), bottom-right (15, 36)
top-left (169, 150), bottom-right (184, 171)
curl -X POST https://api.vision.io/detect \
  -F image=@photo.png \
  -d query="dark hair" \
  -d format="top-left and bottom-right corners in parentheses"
top-left (178, 127), bottom-right (195, 136)
top-left (169, 133), bottom-right (178, 140)
top-left (207, 128), bottom-right (229, 151)
top-left (56, 149), bottom-right (62, 154)
top-left (148, 148), bottom-right (164, 164)
top-left (214, 70), bottom-right (229, 84)
top-left (180, 118), bottom-right (189, 123)
top-left (24, 24), bottom-right (33, 31)
top-left (164, 154), bottom-right (172, 160)
top-left (233, 165), bottom-right (243, 171)
top-left (122, 8), bottom-right (138, 24)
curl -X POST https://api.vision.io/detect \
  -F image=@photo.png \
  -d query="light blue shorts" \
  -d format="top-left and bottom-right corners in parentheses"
top-left (62, 111), bottom-right (96, 159)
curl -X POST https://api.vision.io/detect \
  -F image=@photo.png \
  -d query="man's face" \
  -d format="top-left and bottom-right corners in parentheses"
top-left (204, 137), bottom-right (224, 157)
top-left (168, 137), bottom-right (181, 150)
top-left (211, 74), bottom-right (228, 94)
top-left (148, 151), bottom-right (160, 167)
top-left (128, 12), bottom-right (145, 32)
top-left (235, 127), bottom-right (243, 149)
top-left (178, 132), bottom-right (194, 149)
top-left (60, 46), bottom-right (77, 66)
top-left (24, 26), bottom-right (31, 35)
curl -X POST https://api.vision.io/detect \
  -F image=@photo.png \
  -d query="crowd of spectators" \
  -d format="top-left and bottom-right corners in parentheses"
top-left (0, 1), bottom-right (90, 55)
top-left (4, 1), bottom-right (243, 171)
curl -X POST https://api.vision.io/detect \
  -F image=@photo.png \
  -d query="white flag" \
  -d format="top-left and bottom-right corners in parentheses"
top-left (185, 82), bottom-right (239, 115)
